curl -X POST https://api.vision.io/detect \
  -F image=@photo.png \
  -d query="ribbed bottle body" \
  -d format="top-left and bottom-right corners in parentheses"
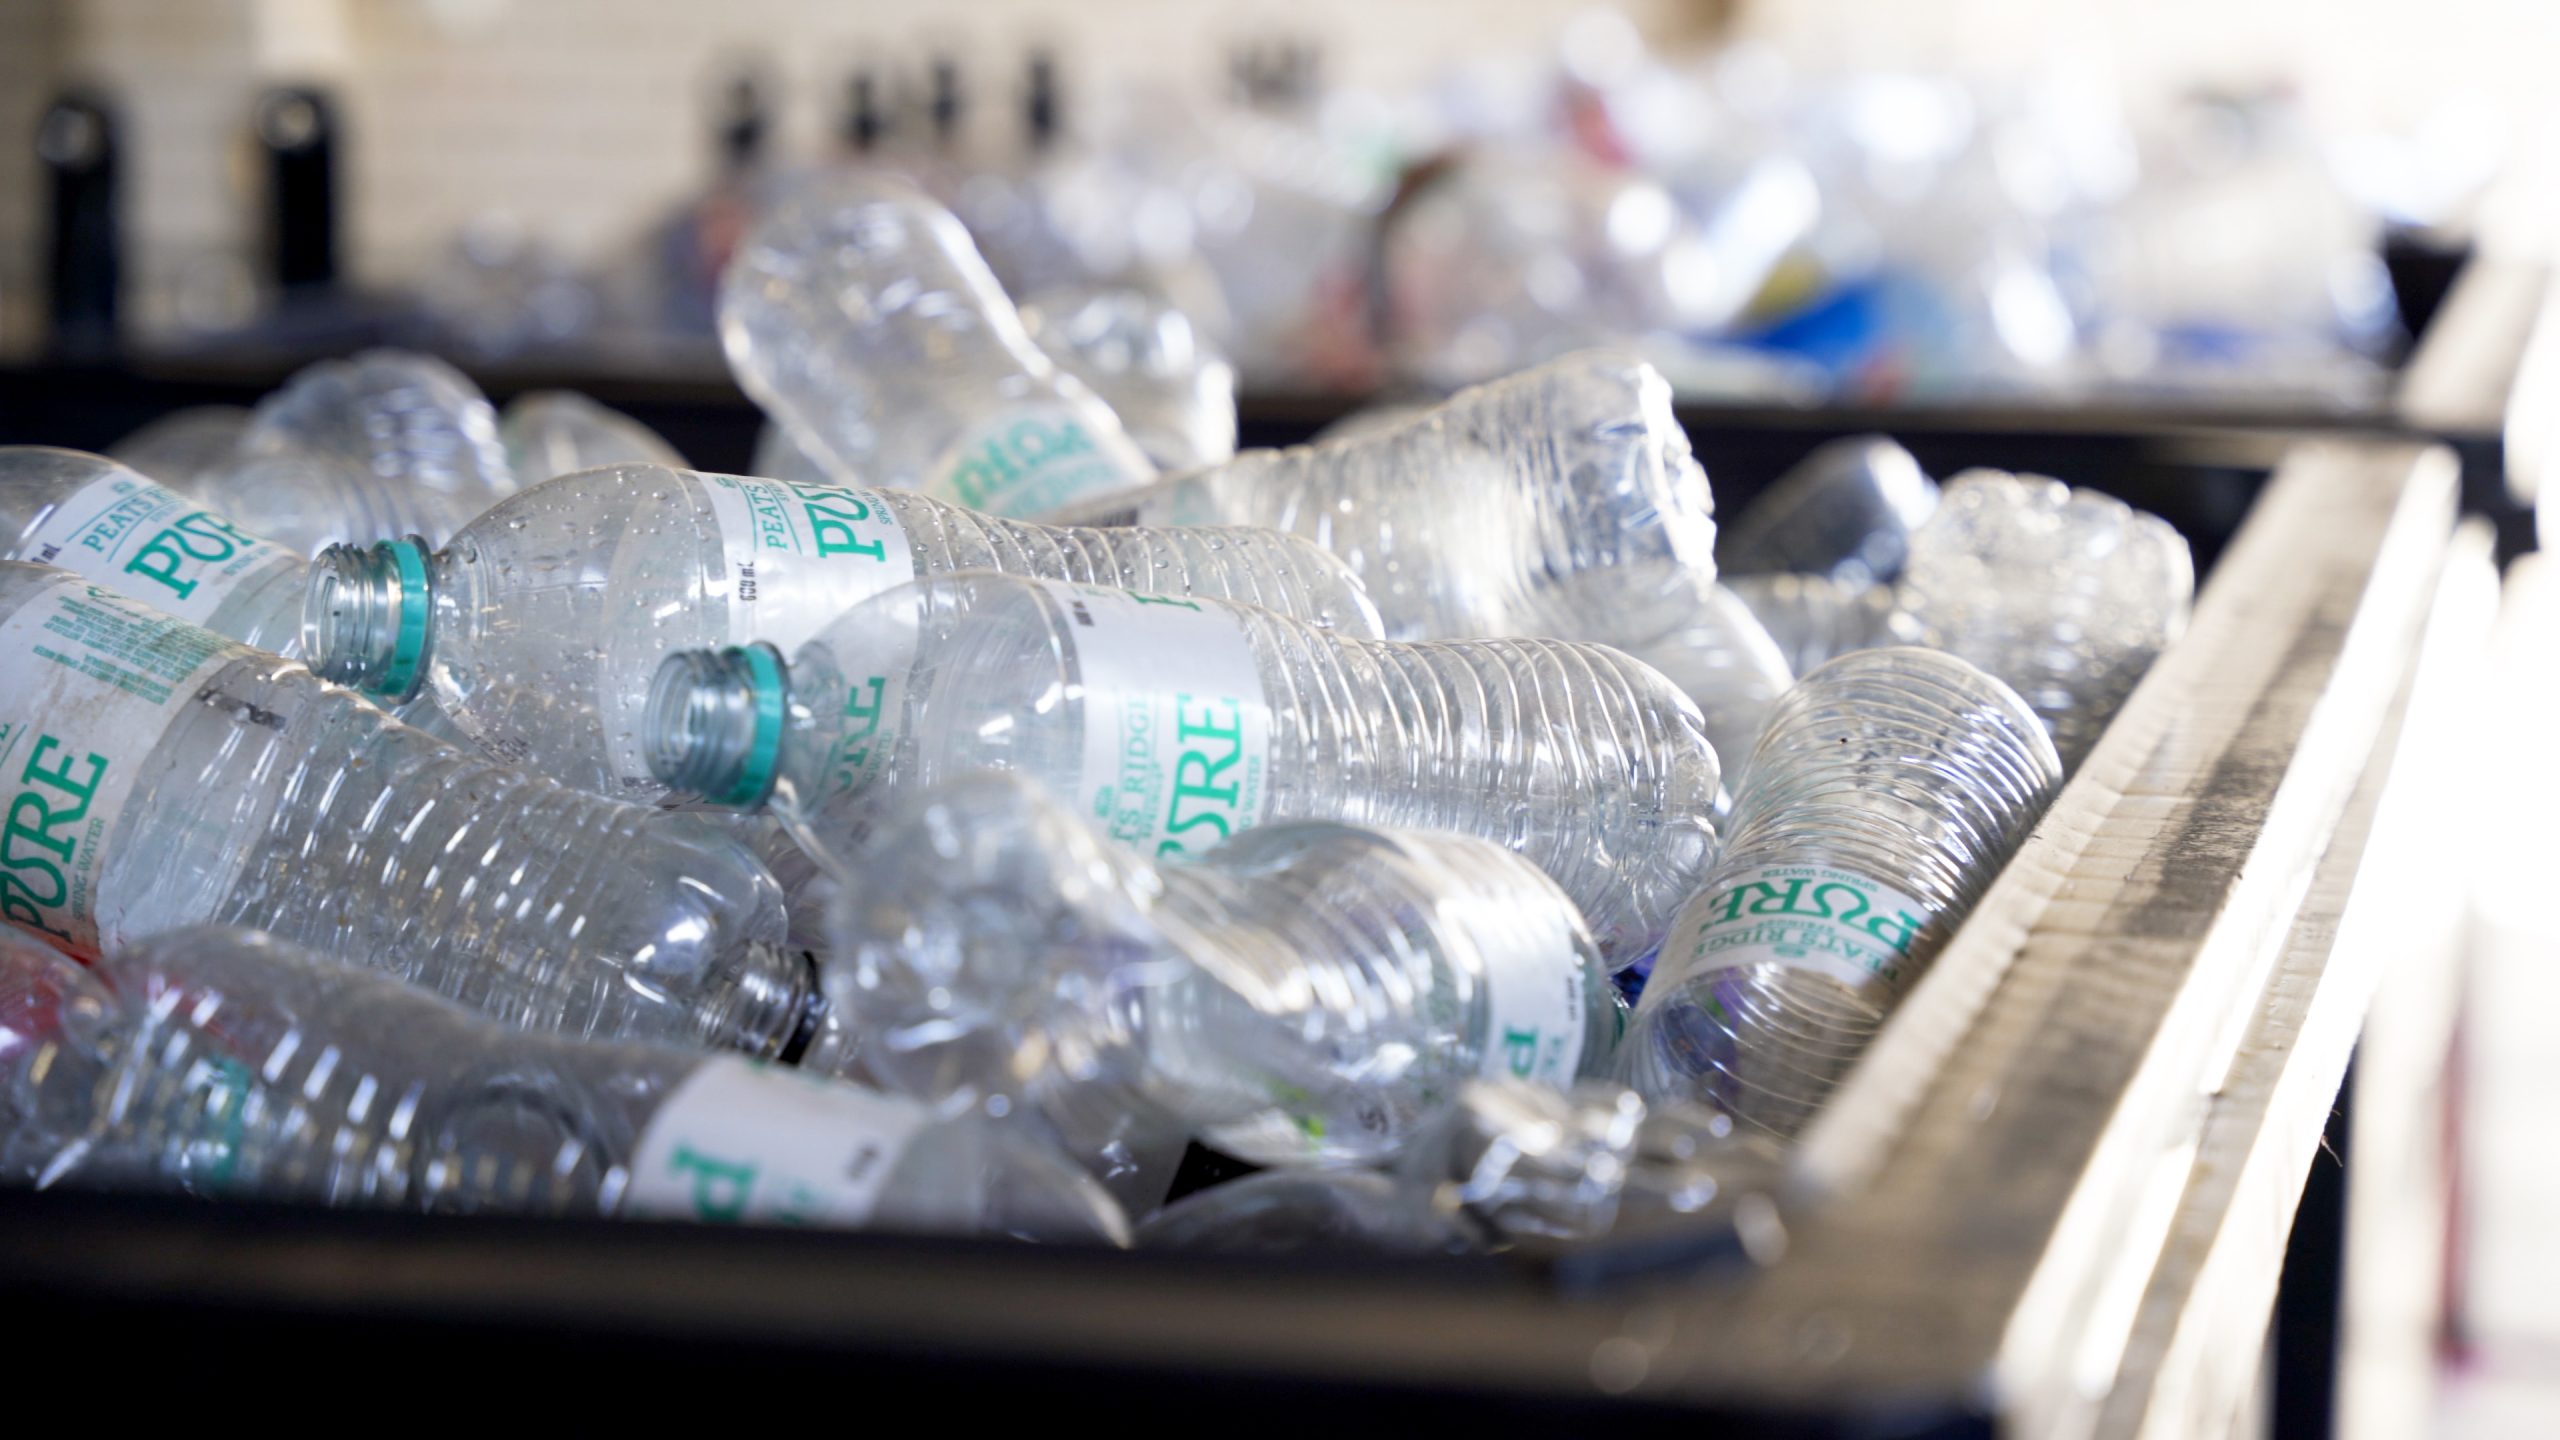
top-left (5, 928), bottom-right (1124, 1242)
top-left (1621, 647), bottom-right (2061, 1138)
top-left (763, 574), bottom-right (1720, 964)
top-left (0, 561), bottom-right (803, 1056)
top-left (1097, 351), bottom-right (1721, 648)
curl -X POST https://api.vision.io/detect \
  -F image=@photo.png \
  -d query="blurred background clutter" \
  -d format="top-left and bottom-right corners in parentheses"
top-left (0, 0), bottom-right (2552, 405)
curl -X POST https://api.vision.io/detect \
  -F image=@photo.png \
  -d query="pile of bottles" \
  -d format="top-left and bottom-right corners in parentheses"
top-left (411, 23), bottom-right (2425, 410)
top-left (1, 177), bottom-right (2194, 1259)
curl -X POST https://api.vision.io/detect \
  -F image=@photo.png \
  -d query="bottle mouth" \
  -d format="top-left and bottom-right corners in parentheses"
top-left (301, 537), bottom-right (434, 701)
top-left (645, 644), bottom-right (787, 808)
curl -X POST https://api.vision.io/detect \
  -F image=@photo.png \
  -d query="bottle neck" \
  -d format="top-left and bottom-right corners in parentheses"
top-left (645, 644), bottom-right (788, 808)
top-left (302, 538), bottom-right (435, 702)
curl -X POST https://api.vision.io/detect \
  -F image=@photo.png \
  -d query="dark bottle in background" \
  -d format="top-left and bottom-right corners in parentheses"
top-left (38, 86), bottom-right (121, 359)
top-left (256, 85), bottom-right (340, 297)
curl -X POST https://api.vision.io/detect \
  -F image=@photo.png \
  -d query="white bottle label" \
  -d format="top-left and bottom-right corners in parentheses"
top-left (0, 576), bottom-right (241, 957)
top-left (622, 1058), bottom-right (929, 1227)
top-left (1658, 863), bottom-right (1935, 998)
top-left (1041, 580), bottom-right (1273, 860)
top-left (696, 473), bottom-right (919, 656)
top-left (924, 402), bottom-right (1155, 519)
top-left (18, 471), bottom-right (300, 627)
top-left (1477, 942), bottom-right (1589, 1088)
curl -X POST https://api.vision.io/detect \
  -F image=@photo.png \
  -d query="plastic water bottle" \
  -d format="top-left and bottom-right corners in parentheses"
top-left (1621, 647), bottom-right (2062, 1137)
top-left (0, 448), bottom-right (309, 654)
top-left (1, 925), bottom-right (1126, 1242)
top-left (1725, 572), bottom-right (1914, 681)
top-left (187, 350), bottom-right (517, 555)
top-left (299, 463), bottom-right (1380, 803)
top-left (1897, 470), bottom-right (2194, 770)
top-left (498, 390), bottom-right (686, 484)
top-left (819, 771), bottom-right (1625, 1169)
top-left (1717, 436), bottom-right (1939, 587)
top-left (1612, 583), bottom-right (1794, 792)
top-left (721, 172), bottom-right (1159, 519)
top-left (0, 561), bottom-right (809, 1058)
top-left (1053, 351), bottom-right (1720, 649)
top-left (646, 572), bottom-right (1722, 964)
top-left (1019, 283), bottom-right (1238, 473)
top-left (106, 406), bottom-right (250, 490)
top-left (1139, 1078), bottom-right (1783, 1255)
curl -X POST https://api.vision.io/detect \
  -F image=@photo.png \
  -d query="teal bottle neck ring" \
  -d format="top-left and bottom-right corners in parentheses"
top-left (723, 643), bottom-right (786, 809)
top-left (372, 537), bottom-right (433, 702)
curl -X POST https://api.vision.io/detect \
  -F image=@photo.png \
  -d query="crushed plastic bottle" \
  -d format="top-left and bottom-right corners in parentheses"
top-left (818, 771), bottom-right (1624, 1169)
top-left (300, 463), bottom-right (1379, 803)
top-left (187, 350), bottom-right (519, 554)
top-left (0, 447), bottom-right (308, 654)
top-left (1621, 647), bottom-right (2062, 1137)
top-left (1019, 283), bottom-right (1238, 473)
top-left (721, 172), bottom-right (1159, 519)
top-left (1, 925), bottom-right (1126, 1242)
top-left (646, 572), bottom-right (1720, 963)
top-left (1054, 351), bottom-right (1719, 649)
top-left (498, 390), bottom-right (687, 484)
top-left (1724, 572), bottom-right (1913, 680)
top-left (1897, 470), bottom-right (2194, 770)
top-left (105, 406), bottom-right (251, 491)
top-left (1716, 436), bottom-right (1939, 587)
top-left (0, 561), bottom-right (808, 1057)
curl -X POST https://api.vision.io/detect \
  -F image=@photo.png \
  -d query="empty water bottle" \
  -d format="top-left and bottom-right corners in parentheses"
top-left (1725, 572), bottom-right (1914, 680)
top-left (1613, 583), bottom-right (1794, 789)
top-left (1897, 470), bottom-right (2194, 770)
top-left (0, 562), bottom-right (808, 1056)
top-left (819, 771), bottom-right (1625, 1168)
top-left (2, 925), bottom-right (1126, 1242)
top-left (300, 463), bottom-right (1378, 803)
top-left (1621, 647), bottom-right (2062, 1138)
top-left (0, 447), bottom-right (307, 653)
top-left (1055, 351), bottom-right (1720, 649)
top-left (189, 350), bottom-right (517, 554)
top-left (1020, 283), bottom-right (1238, 473)
top-left (498, 390), bottom-right (687, 484)
top-left (647, 572), bottom-right (1721, 963)
top-left (106, 406), bottom-right (250, 490)
top-left (1717, 436), bottom-right (1939, 586)
top-left (722, 172), bottom-right (1158, 519)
